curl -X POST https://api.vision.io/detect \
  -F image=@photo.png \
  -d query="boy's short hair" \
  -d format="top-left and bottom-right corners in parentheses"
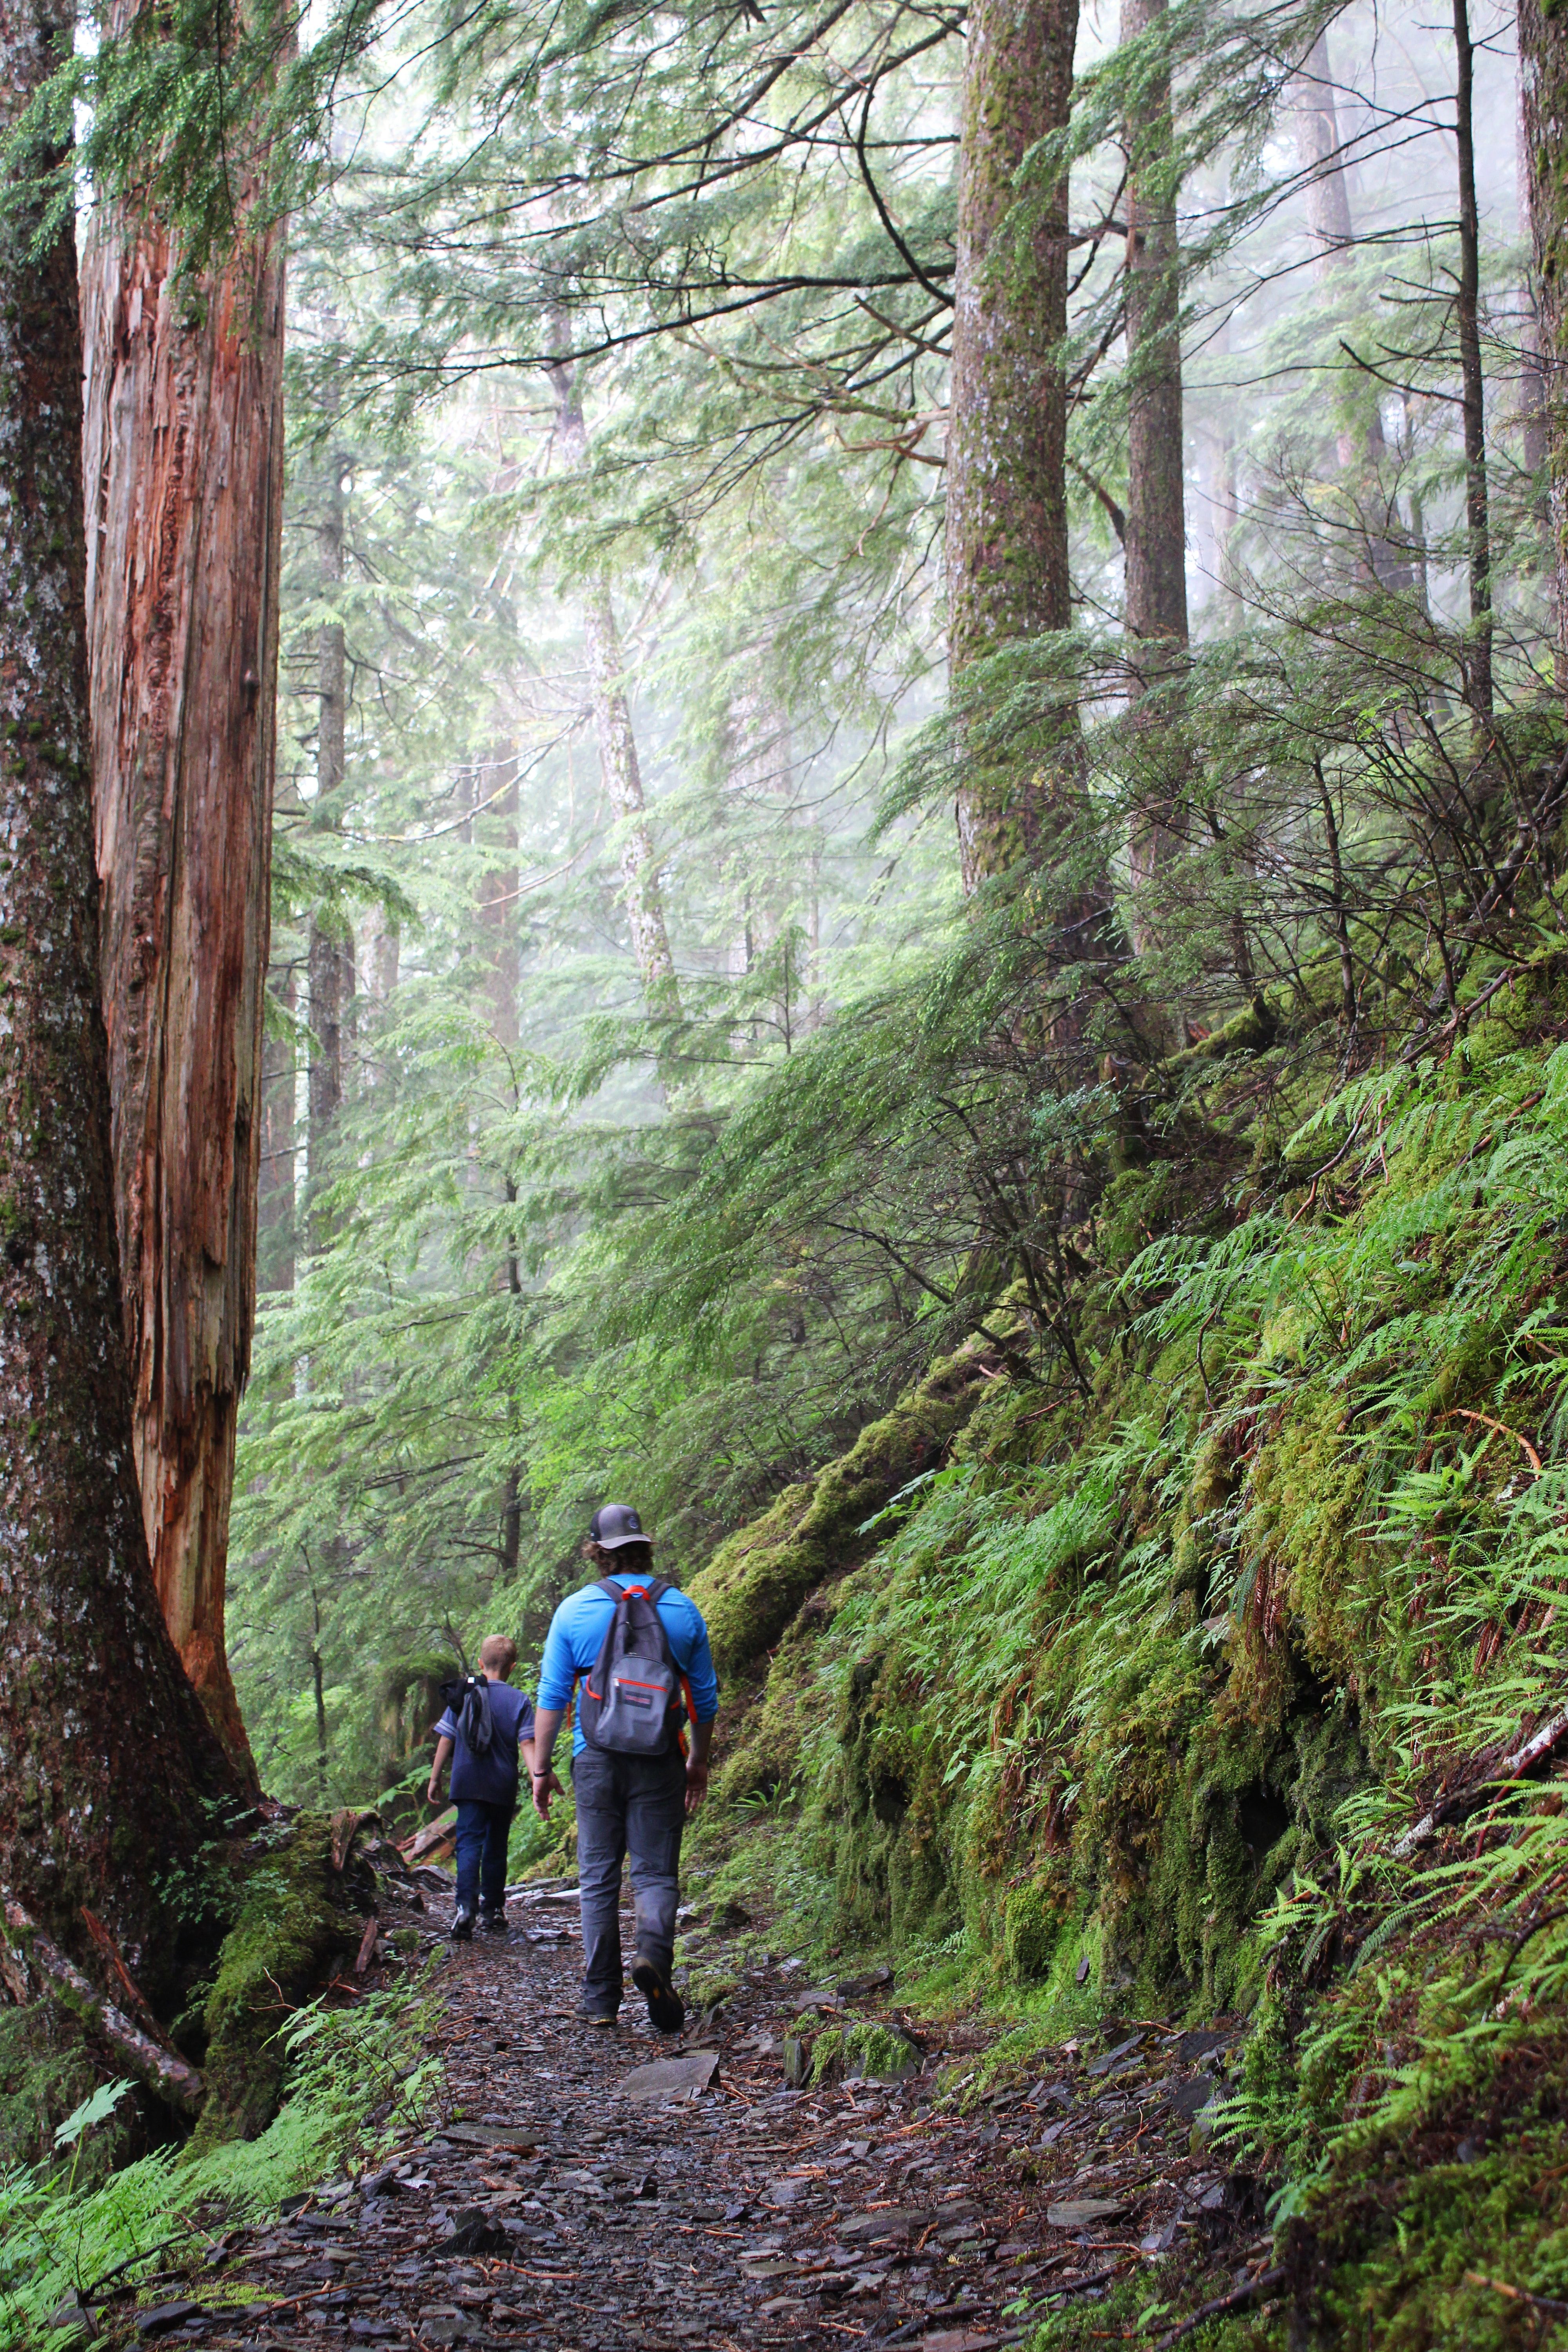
top-left (479, 1634), bottom-right (518, 1674)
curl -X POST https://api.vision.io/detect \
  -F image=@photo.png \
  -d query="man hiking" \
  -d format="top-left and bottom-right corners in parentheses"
top-left (428, 1634), bottom-right (537, 1941)
top-left (530, 1504), bottom-right (718, 2033)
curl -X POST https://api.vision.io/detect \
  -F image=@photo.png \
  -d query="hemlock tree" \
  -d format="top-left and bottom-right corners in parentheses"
top-left (1120, 0), bottom-right (1189, 917)
top-left (946, 0), bottom-right (1079, 889)
top-left (81, 71), bottom-right (286, 1786)
top-left (0, 0), bottom-right (241, 2005)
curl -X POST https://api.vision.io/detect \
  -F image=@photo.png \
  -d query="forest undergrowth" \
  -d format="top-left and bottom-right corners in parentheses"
top-left (667, 970), bottom-right (1568, 2347)
top-left (0, 1977), bottom-right (440, 2348)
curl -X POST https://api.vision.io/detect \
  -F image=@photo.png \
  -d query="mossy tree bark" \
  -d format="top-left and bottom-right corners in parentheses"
top-left (946, 0), bottom-right (1078, 889)
top-left (1519, 0), bottom-right (1568, 684)
top-left (80, 47), bottom-right (283, 1787)
top-left (0, 0), bottom-right (242, 1991)
top-left (1120, 0), bottom-right (1189, 922)
top-left (1452, 0), bottom-right (1492, 727)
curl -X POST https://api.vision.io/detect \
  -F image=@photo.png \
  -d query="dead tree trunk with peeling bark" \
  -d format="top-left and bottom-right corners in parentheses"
top-left (547, 360), bottom-right (681, 1016)
top-left (0, 0), bottom-right (242, 1994)
top-left (946, 0), bottom-right (1079, 889)
top-left (81, 121), bottom-right (285, 1787)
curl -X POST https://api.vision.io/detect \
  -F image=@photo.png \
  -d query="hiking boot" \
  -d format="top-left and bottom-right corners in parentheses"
top-left (449, 1907), bottom-right (476, 1942)
top-left (479, 1907), bottom-right (508, 1935)
top-left (632, 1954), bottom-right (684, 2036)
top-left (584, 2009), bottom-right (620, 2029)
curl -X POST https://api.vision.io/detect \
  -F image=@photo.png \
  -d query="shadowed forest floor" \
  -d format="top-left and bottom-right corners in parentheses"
top-left (136, 1884), bottom-right (1277, 2350)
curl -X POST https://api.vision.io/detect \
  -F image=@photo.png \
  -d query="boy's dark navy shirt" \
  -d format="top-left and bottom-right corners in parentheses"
top-left (434, 1679), bottom-right (535, 1805)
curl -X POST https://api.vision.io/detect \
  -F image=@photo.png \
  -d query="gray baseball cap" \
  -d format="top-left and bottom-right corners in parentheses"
top-left (589, 1503), bottom-right (650, 1550)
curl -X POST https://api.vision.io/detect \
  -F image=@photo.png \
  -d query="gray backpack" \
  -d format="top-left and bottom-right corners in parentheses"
top-left (579, 1577), bottom-right (683, 1756)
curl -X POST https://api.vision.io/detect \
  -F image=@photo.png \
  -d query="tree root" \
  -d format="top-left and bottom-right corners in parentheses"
top-left (3, 1899), bottom-right (204, 2113)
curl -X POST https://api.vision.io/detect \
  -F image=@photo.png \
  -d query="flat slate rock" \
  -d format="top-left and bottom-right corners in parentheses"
top-left (619, 2048), bottom-right (720, 2103)
top-left (1045, 2197), bottom-right (1126, 2229)
top-left (837, 2206), bottom-right (932, 2241)
top-left (1170, 2073), bottom-right (1221, 2118)
top-left (136, 2306), bottom-right (207, 2338)
top-left (436, 2122), bottom-right (539, 2150)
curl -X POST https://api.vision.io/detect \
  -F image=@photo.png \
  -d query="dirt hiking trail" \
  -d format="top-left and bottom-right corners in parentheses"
top-left (139, 1877), bottom-right (1273, 2351)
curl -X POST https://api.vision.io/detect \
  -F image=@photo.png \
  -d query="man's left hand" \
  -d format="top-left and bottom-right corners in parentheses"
top-left (685, 1759), bottom-right (709, 1815)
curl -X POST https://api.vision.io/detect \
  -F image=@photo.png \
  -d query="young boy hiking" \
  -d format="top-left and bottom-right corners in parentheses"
top-left (529, 1505), bottom-right (719, 2033)
top-left (428, 1634), bottom-right (537, 1941)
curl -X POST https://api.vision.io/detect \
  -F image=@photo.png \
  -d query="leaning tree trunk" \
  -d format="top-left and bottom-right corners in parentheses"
top-left (0, 0), bottom-right (241, 1995)
top-left (1120, 0), bottom-right (1189, 927)
top-left (546, 358), bottom-right (681, 1017)
top-left (946, 0), bottom-right (1079, 888)
top-left (81, 105), bottom-right (285, 1787)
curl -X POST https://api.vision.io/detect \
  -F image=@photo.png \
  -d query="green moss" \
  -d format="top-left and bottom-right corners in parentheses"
top-left (688, 1338), bottom-right (993, 1680)
top-left (192, 1817), bottom-right (365, 2151)
top-left (806, 2019), bottom-right (920, 2084)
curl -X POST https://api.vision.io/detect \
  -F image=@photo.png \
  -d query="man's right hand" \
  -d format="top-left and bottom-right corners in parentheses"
top-left (532, 1768), bottom-right (564, 1819)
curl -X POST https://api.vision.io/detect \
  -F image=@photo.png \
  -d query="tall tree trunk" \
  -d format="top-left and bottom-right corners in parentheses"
top-left (1452, 0), bottom-right (1493, 727)
top-left (257, 965), bottom-right (296, 1292)
top-left (307, 456), bottom-right (347, 1253)
top-left (1519, 0), bottom-right (1568, 685)
top-left (546, 359), bottom-right (680, 1016)
top-left (479, 744), bottom-right (520, 1050)
top-left (80, 73), bottom-right (284, 1786)
top-left (1120, 0), bottom-right (1189, 920)
top-left (1291, 30), bottom-right (1407, 587)
top-left (0, 0), bottom-right (241, 1986)
top-left (946, 0), bottom-right (1079, 889)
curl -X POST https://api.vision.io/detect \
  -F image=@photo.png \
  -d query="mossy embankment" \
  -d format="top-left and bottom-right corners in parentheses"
top-left (691, 985), bottom-right (1568, 2345)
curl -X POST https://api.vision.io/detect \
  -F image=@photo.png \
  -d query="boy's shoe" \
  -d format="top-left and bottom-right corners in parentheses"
top-left (479, 1907), bottom-right (507, 1935)
top-left (583, 2010), bottom-right (620, 2029)
top-left (632, 1955), bottom-right (684, 2036)
top-left (449, 1907), bottom-right (476, 1942)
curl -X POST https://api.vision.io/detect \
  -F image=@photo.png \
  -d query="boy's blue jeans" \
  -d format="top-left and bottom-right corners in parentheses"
top-left (454, 1798), bottom-right (515, 1915)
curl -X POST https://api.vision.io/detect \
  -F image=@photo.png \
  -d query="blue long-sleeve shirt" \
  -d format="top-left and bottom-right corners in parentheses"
top-left (538, 1575), bottom-right (719, 1757)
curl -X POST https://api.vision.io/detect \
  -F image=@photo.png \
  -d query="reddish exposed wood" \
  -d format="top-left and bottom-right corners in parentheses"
top-left (5, 1903), bottom-right (204, 2111)
top-left (79, 1907), bottom-right (166, 2040)
top-left (354, 1915), bottom-right (380, 1975)
top-left (0, 17), bottom-right (240, 1985)
top-left (80, 167), bottom-right (285, 1784)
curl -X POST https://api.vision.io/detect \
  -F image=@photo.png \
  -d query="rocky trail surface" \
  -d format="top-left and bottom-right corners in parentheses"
top-left (130, 1880), bottom-right (1274, 2351)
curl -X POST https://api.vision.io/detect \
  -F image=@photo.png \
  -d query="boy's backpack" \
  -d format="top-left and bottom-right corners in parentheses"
top-left (442, 1673), bottom-right (494, 1755)
top-left (579, 1577), bottom-right (684, 1757)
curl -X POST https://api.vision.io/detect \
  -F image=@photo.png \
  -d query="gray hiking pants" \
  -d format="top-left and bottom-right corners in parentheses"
top-left (572, 1743), bottom-right (686, 2016)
